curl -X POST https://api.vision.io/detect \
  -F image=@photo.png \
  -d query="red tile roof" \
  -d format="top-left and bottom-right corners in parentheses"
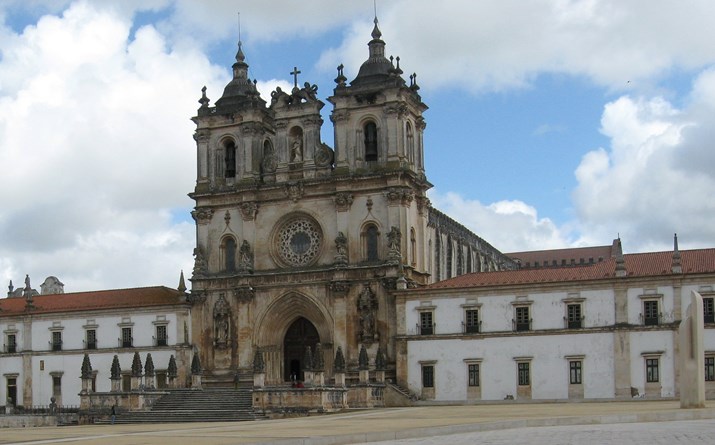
top-left (425, 249), bottom-right (715, 290)
top-left (0, 286), bottom-right (186, 316)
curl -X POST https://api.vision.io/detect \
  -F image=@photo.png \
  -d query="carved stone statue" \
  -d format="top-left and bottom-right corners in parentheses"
top-left (387, 226), bottom-right (402, 263)
top-left (213, 294), bottom-right (231, 348)
top-left (192, 247), bottom-right (208, 277)
top-left (239, 240), bottom-right (254, 272)
top-left (290, 137), bottom-right (303, 162)
top-left (334, 232), bottom-right (348, 266)
top-left (358, 285), bottom-right (378, 343)
top-left (314, 143), bottom-right (334, 167)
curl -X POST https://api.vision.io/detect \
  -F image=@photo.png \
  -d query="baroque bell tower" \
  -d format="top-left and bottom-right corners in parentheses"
top-left (188, 19), bottom-right (432, 386)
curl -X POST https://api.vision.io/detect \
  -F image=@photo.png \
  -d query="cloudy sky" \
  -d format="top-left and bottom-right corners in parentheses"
top-left (1, 0), bottom-right (714, 292)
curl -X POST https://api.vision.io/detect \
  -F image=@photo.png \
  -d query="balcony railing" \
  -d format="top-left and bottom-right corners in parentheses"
top-left (512, 319), bottom-right (532, 332)
top-left (83, 339), bottom-right (97, 350)
top-left (564, 316), bottom-right (585, 329)
top-left (50, 341), bottom-right (63, 351)
top-left (462, 321), bottom-right (481, 334)
top-left (417, 323), bottom-right (435, 336)
top-left (118, 337), bottom-right (134, 348)
top-left (153, 336), bottom-right (168, 347)
top-left (640, 312), bottom-right (662, 326)
top-left (3, 344), bottom-right (18, 353)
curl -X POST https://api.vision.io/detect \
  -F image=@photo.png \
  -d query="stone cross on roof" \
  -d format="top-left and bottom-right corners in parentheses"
top-left (291, 66), bottom-right (301, 88)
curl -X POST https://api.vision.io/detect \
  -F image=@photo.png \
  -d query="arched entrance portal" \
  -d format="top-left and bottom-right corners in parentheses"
top-left (283, 317), bottom-right (320, 382)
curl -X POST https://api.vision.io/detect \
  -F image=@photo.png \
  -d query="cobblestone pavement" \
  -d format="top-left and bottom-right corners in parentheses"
top-left (369, 419), bottom-right (715, 445)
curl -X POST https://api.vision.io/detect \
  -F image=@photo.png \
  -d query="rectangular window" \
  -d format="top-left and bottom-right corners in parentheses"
top-left (569, 360), bottom-right (582, 384)
top-left (518, 362), bottom-right (530, 386)
top-left (419, 311), bottom-right (434, 335)
top-left (465, 309), bottom-right (479, 333)
top-left (468, 363), bottom-right (480, 387)
top-left (86, 329), bottom-right (97, 350)
top-left (7, 334), bottom-right (17, 353)
top-left (646, 358), bottom-right (659, 382)
top-left (643, 300), bottom-right (659, 326)
top-left (52, 375), bottom-right (62, 397)
top-left (705, 357), bottom-right (715, 382)
top-left (52, 331), bottom-right (62, 351)
top-left (122, 327), bottom-right (133, 348)
top-left (156, 325), bottom-right (167, 346)
top-left (567, 304), bottom-right (582, 329)
top-left (515, 306), bottom-right (530, 331)
top-left (704, 298), bottom-right (714, 324)
top-left (422, 365), bottom-right (434, 388)
top-left (6, 377), bottom-right (17, 406)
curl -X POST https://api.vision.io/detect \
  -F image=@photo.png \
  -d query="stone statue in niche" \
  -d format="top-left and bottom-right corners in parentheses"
top-left (387, 226), bottom-right (402, 263)
top-left (290, 137), bottom-right (303, 163)
top-left (357, 284), bottom-right (378, 343)
top-left (192, 247), bottom-right (208, 277)
top-left (239, 240), bottom-right (254, 273)
top-left (213, 294), bottom-right (231, 348)
top-left (334, 232), bottom-right (348, 266)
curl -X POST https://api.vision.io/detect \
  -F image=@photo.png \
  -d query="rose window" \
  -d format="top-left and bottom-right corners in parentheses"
top-left (277, 217), bottom-right (322, 266)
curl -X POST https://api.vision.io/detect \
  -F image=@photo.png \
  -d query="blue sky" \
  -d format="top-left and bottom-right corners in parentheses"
top-left (1, 1), bottom-right (715, 291)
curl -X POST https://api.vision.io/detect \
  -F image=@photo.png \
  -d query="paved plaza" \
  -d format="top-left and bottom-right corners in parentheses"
top-left (1, 401), bottom-right (715, 445)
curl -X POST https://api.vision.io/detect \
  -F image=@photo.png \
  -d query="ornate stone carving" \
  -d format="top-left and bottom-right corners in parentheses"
top-left (194, 128), bottom-right (210, 143)
top-left (385, 188), bottom-right (414, 206)
top-left (334, 232), bottom-right (348, 266)
top-left (334, 193), bottom-right (354, 212)
top-left (213, 294), bottom-right (231, 348)
top-left (375, 346), bottom-right (387, 371)
top-left (224, 210), bottom-right (231, 225)
top-left (312, 342), bottom-right (324, 371)
top-left (234, 285), bottom-right (255, 303)
top-left (358, 344), bottom-right (369, 370)
top-left (81, 353), bottom-right (93, 379)
top-left (330, 109), bottom-right (350, 122)
top-left (276, 217), bottom-right (323, 267)
top-left (192, 247), bottom-right (208, 278)
top-left (366, 197), bottom-right (373, 212)
top-left (330, 280), bottom-right (351, 295)
top-left (270, 87), bottom-right (290, 107)
top-left (241, 122), bottom-right (263, 136)
top-left (253, 349), bottom-right (265, 373)
top-left (239, 240), bottom-right (254, 273)
top-left (387, 226), bottom-right (402, 263)
top-left (284, 182), bottom-right (305, 202)
top-left (315, 143), bottom-right (334, 167)
top-left (261, 152), bottom-right (277, 175)
top-left (191, 208), bottom-right (214, 225)
top-left (383, 103), bottom-right (408, 117)
top-left (187, 290), bottom-right (207, 305)
top-left (290, 136), bottom-right (303, 162)
top-left (358, 284), bottom-right (378, 343)
top-left (144, 353), bottom-right (155, 377)
top-left (131, 351), bottom-right (143, 377)
top-left (110, 355), bottom-right (121, 380)
top-left (239, 202), bottom-right (258, 221)
top-left (381, 277), bottom-right (398, 291)
top-left (416, 196), bottom-right (431, 215)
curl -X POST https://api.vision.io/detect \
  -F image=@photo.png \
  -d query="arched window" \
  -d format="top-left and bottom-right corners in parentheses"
top-left (364, 224), bottom-right (379, 261)
top-left (224, 140), bottom-right (236, 178)
top-left (223, 237), bottom-right (237, 272)
top-left (410, 227), bottom-right (417, 267)
top-left (364, 122), bottom-right (378, 162)
top-left (406, 122), bottom-right (415, 164)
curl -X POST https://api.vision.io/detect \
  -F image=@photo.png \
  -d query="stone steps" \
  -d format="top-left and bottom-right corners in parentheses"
top-left (95, 388), bottom-right (264, 424)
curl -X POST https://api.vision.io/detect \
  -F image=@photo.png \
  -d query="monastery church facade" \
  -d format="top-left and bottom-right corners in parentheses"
top-left (188, 19), bottom-right (514, 385)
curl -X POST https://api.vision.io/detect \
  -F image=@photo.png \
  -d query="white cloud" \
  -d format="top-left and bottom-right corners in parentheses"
top-left (572, 71), bottom-right (715, 251)
top-left (428, 190), bottom-right (572, 253)
top-left (0, 2), bottom-right (224, 291)
top-left (317, 0), bottom-right (715, 93)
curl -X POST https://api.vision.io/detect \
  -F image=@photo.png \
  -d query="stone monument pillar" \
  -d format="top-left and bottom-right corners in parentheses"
top-left (333, 346), bottom-right (346, 387)
top-left (191, 351), bottom-right (203, 389)
top-left (130, 352), bottom-right (143, 391)
top-left (679, 290), bottom-right (705, 408)
top-left (80, 353), bottom-right (93, 394)
top-left (110, 355), bottom-right (122, 392)
top-left (358, 345), bottom-right (370, 384)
